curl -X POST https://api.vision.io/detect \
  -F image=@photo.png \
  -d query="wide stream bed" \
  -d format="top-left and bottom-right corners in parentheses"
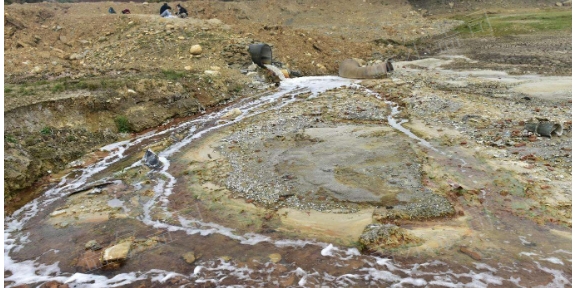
top-left (4, 60), bottom-right (572, 287)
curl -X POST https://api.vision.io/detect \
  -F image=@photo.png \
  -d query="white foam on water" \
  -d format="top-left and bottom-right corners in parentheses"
top-left (519, 252), bottom-right (539, 257)
top-left (274, 239), bottom-right (318, 248)
top-left (540, 257), bottom-right (564, 265)
top-left (552, 249), bottom-right (571, 255)
top-left (474, 262), bottom-right (498, 272)
top-left (518, 236), bottom-right (532, 245)
top-left (534, 261), bottom-right (571, 288)
top-left (360, 267), bottom-right (402, 283)
top-left (264, 64), bottom-right (286, 81)
top-left (321, 243), bottom-right (336, 256)
top-left (150, 270), bottom-right (187, 283)
top-left (391, 277), bottom-right (427, 287)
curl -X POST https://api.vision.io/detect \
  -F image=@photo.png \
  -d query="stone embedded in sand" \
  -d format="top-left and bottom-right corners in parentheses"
top-left (459, 246), bottom-right (482, 260)
top-left (184, 65), bottom-right (192, 71)
top-left (204, 70), bottom-right (220, 76)
top-left (359, 224), bottom-right (423, 252)
top-left (189, 44), bottom-right (203, 55)
top-left (102, 241), bottom-right (132, 262)
top-left (85, 240), bottom-right (102, 251)
top-left (182, 251), bottom-right (196, 264)
top-left (269, 253), bottom-right (282, 263)
top-left (50, 209), bottom-right (67, 217)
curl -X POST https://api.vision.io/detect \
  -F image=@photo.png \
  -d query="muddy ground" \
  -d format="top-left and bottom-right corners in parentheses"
top-left (3, 0), bottom-right (573, 286)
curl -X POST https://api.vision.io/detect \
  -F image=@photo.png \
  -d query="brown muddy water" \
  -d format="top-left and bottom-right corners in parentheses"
top-left (4, 60), bottom-right (572, 287)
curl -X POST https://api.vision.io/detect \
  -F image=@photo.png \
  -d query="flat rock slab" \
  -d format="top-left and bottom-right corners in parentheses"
top-left (103, 241), bottom-right (132, 262)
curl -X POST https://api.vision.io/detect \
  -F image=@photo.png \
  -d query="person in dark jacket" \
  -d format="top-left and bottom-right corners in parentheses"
top-left (160, 3), bottom-right (172, 17)
top-left (176, 4), bottom-right (188, 18)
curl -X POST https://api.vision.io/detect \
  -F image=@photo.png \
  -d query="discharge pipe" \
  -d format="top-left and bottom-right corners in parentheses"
top-left (248, 44), bottom-right (273, 68)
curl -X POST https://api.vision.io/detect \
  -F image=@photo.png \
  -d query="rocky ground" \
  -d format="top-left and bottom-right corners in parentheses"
top-left (3, 0), bottom-right (571, 221)
top-left (3, 0), bottom-right (573, 286)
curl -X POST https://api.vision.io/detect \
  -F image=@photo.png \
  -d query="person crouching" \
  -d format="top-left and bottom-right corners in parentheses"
top-left (176, 4), bottom-right (188, 18)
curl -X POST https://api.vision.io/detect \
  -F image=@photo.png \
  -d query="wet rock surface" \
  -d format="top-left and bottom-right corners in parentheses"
top-left (359, 224), bottom-right (424, 252)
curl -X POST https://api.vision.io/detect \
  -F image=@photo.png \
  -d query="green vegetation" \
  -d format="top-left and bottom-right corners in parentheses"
top-left (162, 70), bottom-right (186, 80)
top-left (51, 83), bottom-right (65, 93)
top-left (40, 126), bottom-right (52, 135)
top-left (5, 134), bottom-right (17, 143)
top-left (4, 87), bottom-right (13, 93)
top-left (114, 116), bottom-right (131, 133)
top-left (452, 10), bottom-right (572, 37)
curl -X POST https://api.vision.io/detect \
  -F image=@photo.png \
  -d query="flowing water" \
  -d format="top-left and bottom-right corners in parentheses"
top-left (264, 64), bottom-right (287, 81)
top-left (4, 72), bottom-right (571, 287)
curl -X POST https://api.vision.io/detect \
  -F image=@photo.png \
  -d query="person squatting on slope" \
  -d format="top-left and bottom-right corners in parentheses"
top-left (160, 3), bottom-right (172, 17)
top-left (176, 4), bottom-right (188, 18)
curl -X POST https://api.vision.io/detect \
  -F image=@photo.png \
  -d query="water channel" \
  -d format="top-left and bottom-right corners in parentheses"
top-left (4, 62), bottom-right (572, 287)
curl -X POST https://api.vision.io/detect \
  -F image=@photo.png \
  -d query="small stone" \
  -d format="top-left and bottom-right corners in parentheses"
top-left (103, 241), bottom-right (132, 262)
top-left (221, 256), bottom-right (231, 261)
top-left (85, 240), bottom-right (102, 251)
top-left (182, 251), bottom-right (196, 264)
top-left (127, 89), bottom-right (137, 94)
top-left (459, 246), bottom-right (482, 260)
top-left (210, 66), bottom-right (221, 71)
top-left (50, 210), bottom-right (67, 217)
top-left (189, 44), bottom-right (202, 55)
top-left (178, 36), bottom-right (185, 40)
top-left (184, 65), bottom-right (192, 71)
top-left (556, 2), bottom-right (563, 6)
top-left (204, 70), bottom-right (220, 76)
top-left (269, 253), bottom-right (282, 263)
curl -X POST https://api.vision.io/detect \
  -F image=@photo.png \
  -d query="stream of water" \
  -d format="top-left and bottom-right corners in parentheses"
top-left (4, 75), bottom-right (571, 287)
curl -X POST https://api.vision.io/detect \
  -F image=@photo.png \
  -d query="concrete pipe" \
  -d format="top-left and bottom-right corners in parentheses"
top-left (248, 44), bottom-right (272, 68)
top-left (338, 59), bottom-right (394, 79)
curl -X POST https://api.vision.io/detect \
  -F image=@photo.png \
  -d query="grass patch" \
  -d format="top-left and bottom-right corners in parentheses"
top-left (5, 134), bottom-right (17, 143)
top-left (114, 116), bottom-right (131, 133)
top-left (40, 126), bottom-right (53, 135)
top-left (4, 87), bottom-right (13, 93)
top-left (452, 10), bottom-right (571, 37)
top-left (51, 83), bottom-right (65, 93)
top-left (162, 70), bottom-right (186, 80)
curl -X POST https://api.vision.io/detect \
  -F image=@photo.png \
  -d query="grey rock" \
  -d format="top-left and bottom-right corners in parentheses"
top-left (85, 240), bottom-right (102, 251)
top-left (143, 149), bottom-right (161, 169)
